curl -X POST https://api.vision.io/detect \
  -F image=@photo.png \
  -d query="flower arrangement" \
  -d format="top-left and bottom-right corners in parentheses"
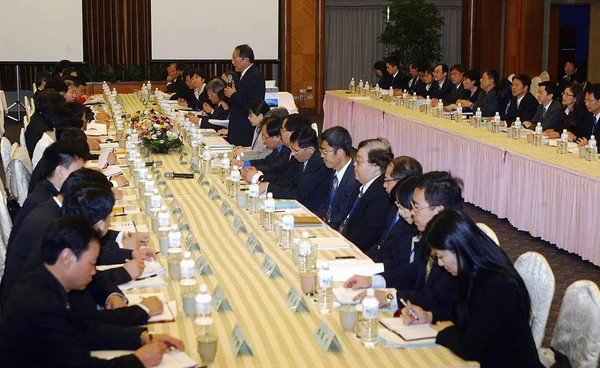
top-left (130, 109), bottom-right (182, 153)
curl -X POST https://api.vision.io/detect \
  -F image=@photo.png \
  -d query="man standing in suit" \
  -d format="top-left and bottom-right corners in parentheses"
top-left (385, 56), bottom-right (408, 91)
top-left (224, 44), bottom-right (266, 146)
top-left (556, 60), bottom-right (578, 99)
top-left (260, 127), bottom-right (331, 213)
top-left (432, 63), bottom-right (453, 101)
top-left (574, 83), bottom-right (600, 146)
top-left (523, 81), bottom-right (562, 131)
top-left (0, 215), bottom-right (184, 367)
top-left (338, 138), bottom-right (393, 251)
top-left (504, 74), bottom-right (539, 126)
top-left (317, 127), bottom-right (360, 229)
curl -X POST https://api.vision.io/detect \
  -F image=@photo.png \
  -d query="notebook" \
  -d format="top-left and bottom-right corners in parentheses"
top-left (380, 317), bottom-right (438, 342)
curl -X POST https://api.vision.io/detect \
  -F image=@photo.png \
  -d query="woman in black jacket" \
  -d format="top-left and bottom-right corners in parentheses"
top-left (401, 210), bottom-right (541, 368)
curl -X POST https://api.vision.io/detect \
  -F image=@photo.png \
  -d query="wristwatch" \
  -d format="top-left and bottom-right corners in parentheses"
top-left (385, 292), bottom-right (394, 306)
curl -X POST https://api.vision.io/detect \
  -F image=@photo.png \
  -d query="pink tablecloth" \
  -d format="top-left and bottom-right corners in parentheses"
top-left (323, 91), bottom-right (600, 266)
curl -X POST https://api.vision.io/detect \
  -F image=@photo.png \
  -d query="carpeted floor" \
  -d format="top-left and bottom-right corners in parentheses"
top-left (5, 113), bottom-right (600, 351)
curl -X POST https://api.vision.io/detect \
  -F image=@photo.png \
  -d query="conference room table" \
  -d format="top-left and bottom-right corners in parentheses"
top-left (109, 94), bottom-right (478, 367)
top-left (323, 90), bottom-right (600, 267)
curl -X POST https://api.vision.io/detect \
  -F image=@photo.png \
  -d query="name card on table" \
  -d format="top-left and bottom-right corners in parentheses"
top-left (163, 186), bottom-right (174, 198)
top-left (187, 234), bottom-right (200, 251)
top-left (211, 284), bottom-right (233, 311)
top-left (189, 163), bottom-right (201, 174)
top-left (198, 172), bottom-right (210, 185)
top-left (170, 199), bottom-right (178, 210)
top-left (285, 286), bottom-right (310, 313)
top-left (178, 215), bottom-right (190, 232)
top-left (177, 146), bottom-right (185, 156)
top-left (195, 254), bottom-right (212, 275)
top-left (171, 206), bottom-right (182, 215)
top-left (154, 171), bottom-right (162, 181)
top-left (261, 255), bottom-right (282, 278)
top-left (220, 201), bottom-right (234, 216)
top-left (314, 321), bottom-right (343, 352)
top-left (232, 215), bottom-right (247, 233)
top-left (245, 233), bottom-right (264, 253)
top-left (229, 324), bottom-right (254, 356)
top-left (207, 185), bottom-right (221, 200)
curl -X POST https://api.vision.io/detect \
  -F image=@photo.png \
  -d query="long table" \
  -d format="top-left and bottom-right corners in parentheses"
top-left (324, 90), bottom-right (600, 267)
top-left (116, 94), bottom-right (478, 367)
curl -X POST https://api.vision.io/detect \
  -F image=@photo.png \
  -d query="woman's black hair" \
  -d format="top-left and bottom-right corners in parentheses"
top-left (394, 175), bottom-right (420, 209)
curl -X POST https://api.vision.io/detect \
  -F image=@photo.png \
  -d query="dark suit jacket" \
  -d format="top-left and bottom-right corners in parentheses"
top-left (259, 150), bottom-right (299, 183)
top-left (390, 73), bottom-right (408, 90)
top-left (414, 83), bottom-right (436, 99)
top-left (228, 64), bottom-right (266, 146)
top-left (251, 144), bottom-right (291, 174)
top-left (528, 99), bottom-right (563, 131)
top-left (366, 208), bottom-right (418, 271)
top-left (24, 113), bottom-right (46, 158)
top-left (268, 151), bottom-right (332, 213)
top-left (556, 75), bottom-right (573, 99)
top-left (339, 175), bottom-right (391, 251)
top-left (574, 112), bottom-right (600, 141)
top-left (166, 77), bottom-right (187, 99)
top-left (0, 266), bottom-right (145, 367)
top-left (443, 83), bottom-right (467, 105)
top-left (434, 79), bottom-right (453, 101)
top-left (316, 160), bottom-right (360, 229)
top-left (200, 104), bottom-right (230, 131)
top-left (505, 92), bottom-right (539, 127)
top-left (378, 74), bottom-right (393, 89)
top-left (187, 87), bottom-right (211, 112)
top-left (436, 270), bottom-right (541, 368)
top-left (380, 239), bottom-right (457, 315)
top-left (407, 77), bottom-right (422, 94)
top-left (471, 88), bottom-right (503, 117)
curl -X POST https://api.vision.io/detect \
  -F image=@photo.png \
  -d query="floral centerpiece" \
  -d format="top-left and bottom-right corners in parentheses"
top-left (130, 109), bottom-right (182, 153)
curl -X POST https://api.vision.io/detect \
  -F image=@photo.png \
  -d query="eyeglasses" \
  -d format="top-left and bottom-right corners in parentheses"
top-left (411, 201), bottom-right (432, 212)
top-left (562, 92), bottom-right (574, 98)
top-left (291, 147), bottom-right (308, 154)
top-left (319, 148), bottom-right (335, 155)
top-left (585, 98), bottom-right (598, 105)
top-left (383, 178), bottom-right (397, 183)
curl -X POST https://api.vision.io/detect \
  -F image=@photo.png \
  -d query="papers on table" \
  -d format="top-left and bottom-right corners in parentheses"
top-left (203, 136), bottom-right (234, 152)
top-left (85, 122), bottom-right (108, 136)
top-left (97, 260), bottom-right (164, 279)
top-left (102, 165), bottom-right (124, 177)
top-left (316, 259), bottom-right (384, 282)
top-left (91, 349), bottom-right (197, 367)
top-left (125, 292), bottom-right (177, 323)
top-left (333, 287), bottom-right (395, 305)
top-left (293, 215), bottom-right (324, 228)
top-left (110, 221), bottom-right (149, 234)
top-left (117, 194), bottom-right (138, 202)
top-left (118, 275), bottom-right (168, 291)
top-left (111, 205), bottom-right (141, 217)
top-left (293, 237), bottom-right (351, 251)
top-left (207, 119), bottom-right (229, 128)
top-left (380, 317), bottom-right (437, 343)
top-left (259, 200), bottom-right (301, 212)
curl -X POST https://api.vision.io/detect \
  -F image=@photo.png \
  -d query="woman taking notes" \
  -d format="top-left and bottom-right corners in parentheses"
top-left (401, 210), bottom-right (541, 368)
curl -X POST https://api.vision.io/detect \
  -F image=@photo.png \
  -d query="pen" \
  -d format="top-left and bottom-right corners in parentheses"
top-left (132, 220), bottom-right (138, 233)
top-left (400, 298), bottom-right (419, 320)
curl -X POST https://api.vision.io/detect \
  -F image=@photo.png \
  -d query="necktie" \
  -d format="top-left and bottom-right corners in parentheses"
top-left (382, 213), bottom-right (399, 241)
top-left (338, 189), bottom-right (363, 234)
top-left (542, 107), bottom-right (547, 117)
top-left (593, 116), bottom-right (598, 135)
top-left (325, 175), bottom-right (339, 223)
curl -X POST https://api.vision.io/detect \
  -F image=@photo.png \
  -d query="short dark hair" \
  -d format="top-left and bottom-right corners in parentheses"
top-left (44, 105), bottom-right (73, 131)
top-left (235, 44), bottom-right (255, 63)
top-left (62, 184), bottom-right (115, 224)
top-left (60, 168), bottom-right (112, 197)
top-left (35, 70), bottom-right (52, 88)
top-left (450, 64), bottom-right (466, 74)
top-left (415, 171), bottom-right (464, 210)
top-left (290, 126), bottom-right (318, 149)
top-left (175, 62), bottom-right (187, 71)
top-left (565, 59), bottom-right (578, 70)
top-left (33, 89), bottom-right (64, 115)
top-left (385, 56), bottom-right (400, 68)
top-left (395, 175), bottom-right (420, 209)
top-left (190, 69), bottom-right (206, 80)
top-left (62, 76), bottom-right (82, 87)
top-left (496, 78), bottom-right (513, 104)
top-left (389, 156), bottom-right (423, 181)
top-left (263, 117), bottom-right (282, 137)
top-left (45, 78), bottom-right (68, 93)
top-left (436, 63), bottom-right (449, 74)
top-left (587, 83), bottom-right (600, 102)
top-left (264, 107), bottom-right (289, 121)
top-left (40, 140), bottom-right (86, 179)
top-left (42, 215), bottom-right (100, 264)
top-left (483, 70), bottom-right (500, 86)
top-left (52, 60), bottom-right (73, 77)
top-left (55, 117), bottom-right (84, 138)
top-left (321, 126), bottom-right (353, 155)
top-left (357, 138), bottom-right (394, 172)
top-left (513, 74), bottom-right (532, 90)
top-left (538, 81), bottom-right (557, 97)
top-left (64, 102), bottom-right (85, 119)
top-left (182, 67), bottom-right (194, 80)
top-left (283, 114), bottom-right (311, 132)
top-left (373, 60), bottom-right (387, 74)
top-left (246, 99), bottom-right (271, 117)
top-left (463, 70), bottom-right (481, 87)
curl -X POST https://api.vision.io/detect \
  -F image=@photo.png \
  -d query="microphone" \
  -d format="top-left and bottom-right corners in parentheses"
top-left (164, 172), bottom-right (195, 179)
top-left (227, 75), bottom-right (233, 88)
top-left (145, 160), bottom-right (163, 167)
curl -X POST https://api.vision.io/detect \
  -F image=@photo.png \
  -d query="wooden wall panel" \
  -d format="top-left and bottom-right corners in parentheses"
top-left (461, 0), bottom-right (502, 72)
top-left (503, 0), bottom-right (544, 76)
top-left (547, 4), bottom-right (561, 81)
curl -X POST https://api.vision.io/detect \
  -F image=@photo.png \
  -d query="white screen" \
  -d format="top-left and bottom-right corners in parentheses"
top-left (0, 0), bottom-right (83, 63)
top-left (150, 0), bottom-right (279, 61)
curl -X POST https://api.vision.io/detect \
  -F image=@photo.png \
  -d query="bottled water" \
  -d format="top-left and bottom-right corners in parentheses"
top-left (202, 149), bottom-right (212, 174)
top-left (361, 288), bottom-right (379, 348)
top-left (456, 103), bottom-right (463, 123)
top-left (180, 278), bottom-right (197, 317)
top-left (280, 210), bottom-right (294, 249)
top-left (514, 117), bottom-right (522, 129)
top-left (475, 107), bottom-right (482, 127)
top-left (264, 193), bottom-right (275, 230)
top-left (424, 95), bottom-right (431, 114)
top-left (317, 262), bottom-right (333, 314)
top-left (195, 284), bottom-right (214, 336)
top-left (297, 231), bottom-right (313, 272)
top-left (230, 165), bottom-right (241, 198)
top-left (221, 153), bottom-right (230, 182)
top-left (191, 139), bottom-right (200, 167)
top-left (561, 129), bottom-right (569, 142)
top-left (358, 79), bottom-right (364, 94)
top-left (388, 86), bottom-right (393, 103)
top-left (180, 251), bottom-right (195, 280)
top-left (349, 77), bottom-right (355, 92)
top-left (167, 246), bottom-right (182, 281)
top-left (589, 135), bottom-right (597, 152)
top-left (248, 178), bottom-right (259, 214)
top-left (535, 122), bottom-right (543, 135)
top-left (411, 92), bottom-right (417, 109)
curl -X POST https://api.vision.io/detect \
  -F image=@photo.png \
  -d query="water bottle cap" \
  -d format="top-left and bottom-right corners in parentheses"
top-left (321, 261), bottom-right (329, 269)
top-left (477, 107), bottom-right (481, 111)
top-left (426, 95), bottom-right (430, 99)
top-left (223, 153), bottom-right (228, 158)
top-left (184, 251), bottom-right (191, 258)
top-left (233, 165), bottom-right (239, 170)
top-left (285, 209), bottom-right (292, 214)
top-left (302, 231), bottom-right (309, 238)
top-left (171, 224), bottom-right (178, 230)
top-left (458, 103), bottom-right (462, 107)
top-left (592, 135), bottom-right (596, 139)
top-left (251, 177), bottom-right (258, 184)
top-left (153, 189), bottom-right (159, 194)
top-left (366, 288), bottom-right (375, 297)
top-left (495, 112), bottom-right (499, 115)
top-left (161, 205), bottom-right (167, 211)
top-left (267, 192), bottom-right (273, 198)
top-left (199, 284), bottom-right (208, 293)
top-left (537, 122), bottom-right (541, 126)
top-left (563, 129), bottom-right (567, 133)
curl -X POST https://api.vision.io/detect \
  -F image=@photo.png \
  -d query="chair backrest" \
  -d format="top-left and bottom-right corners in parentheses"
top-left (1, 137), bottom-right (12, 174)
top-left (32, 82), bottom-right (37, 94)
top-left (23, 114), bottom-right (30, 128)
top-left (30, 96), bottom-right (36, 115)
top-left (476, 222), bottom-right (500, 246)
top-left (7, 146), bottom-right (32, 206)
top-left (530, 76), bottom-right (542, 99)
top-left (514, 251), bottom-right (555, 349)
top-left (0, 90), bottom-right (8, 113)
top-left (19, 128), bottom-right (26, 151)
top-left (551, 280), bottom-right (600, 367)
top-left (539, 71), bottom-right (550, 82)
top-left (0, 175), bottom-right (12, 273)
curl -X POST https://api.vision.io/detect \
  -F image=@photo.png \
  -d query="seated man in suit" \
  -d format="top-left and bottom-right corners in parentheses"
top-left (178, 69), bottom-right (209, 111)
top-left (385, 55), bottom-right (408, 91)
top-left (26, 90), bottom-right (65, 158)
top-left (504, 74), bottom-right (539, 126)
top-left (316, 126), bottom-right (360, 229)
top-left (186, 77), bottom-right (231, 133)
top-left (406, 62), bottom-right (422, 94)
top-left (260, 127), bottom-right (331, 213)
top-left (345, 171), bottom-right (462, 315)
top-left (244, 117), bottom-right (290, 173)
top-left (232, 106), bottom-right (289, 162)
top-left (165, 62), bottom-right (188, 98)
top-left (432, 63), bottom-right (453, 101)
top-left (574, 83), bottom-right (600, 147)
top-left (522, 81), bottom-right (562, 131)
top-left (176, 67), bottom-right (197, 108)
top-left (0, 215), bottom-right (184, 367)
top-left (435, 64), bottom-right (466, 106)
top-left (367, 156), bottom-right (423, 270)
top-left (338, 138), bottom-right (393, 251)
top-left (470, 69), bottom-right (503, 118)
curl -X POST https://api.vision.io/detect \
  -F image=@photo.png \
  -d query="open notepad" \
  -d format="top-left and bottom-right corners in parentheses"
top-left (110, 221), bottom-right (150, 234)
top-left (124, 292), bottom-right (177, 323)
top-left (90, 349), bottom-right (197, 367)
top-left (118, 275), bottom-right (168, 291)
top-left (380, 317), bottom-right (438, 342)
top-left (85, 122), bottom-right (108, 136)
